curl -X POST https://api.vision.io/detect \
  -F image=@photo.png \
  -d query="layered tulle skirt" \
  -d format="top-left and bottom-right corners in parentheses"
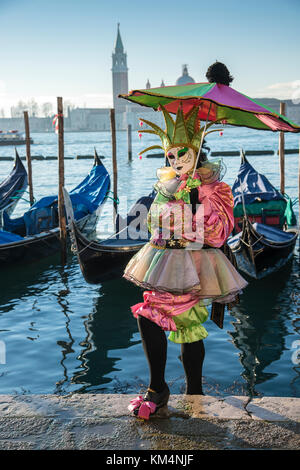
top-left (124, 242), bottom-right (248, 343)
top-left (124, 242), bottom-right (247, 303)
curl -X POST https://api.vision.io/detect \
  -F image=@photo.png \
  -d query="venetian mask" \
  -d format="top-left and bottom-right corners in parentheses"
top-left (166, 146), bottom-right (196, 176)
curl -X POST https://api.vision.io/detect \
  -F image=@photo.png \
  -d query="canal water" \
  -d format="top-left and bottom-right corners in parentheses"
top-left (0, 128), bottom-right (299, 398)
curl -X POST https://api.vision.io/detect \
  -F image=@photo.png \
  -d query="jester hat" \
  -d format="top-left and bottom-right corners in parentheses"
top-left (138, 104), bottom-right (221, 158)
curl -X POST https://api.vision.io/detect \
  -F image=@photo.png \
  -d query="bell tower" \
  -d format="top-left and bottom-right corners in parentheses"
top-left (112, 23), bottom-right (128, 112)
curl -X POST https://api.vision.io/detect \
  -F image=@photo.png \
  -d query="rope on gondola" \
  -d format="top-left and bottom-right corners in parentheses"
top-left (75, 223), bottom-right (130, 256)
top-left (104, 190), bottom-right (119, 205)
top-left (10, 196), bottom-right (33, 203)
top-left (10, 189), bottom-right (36, 204)
top-left (75, 239), bottom-right (95, 256)
top-left (283, 193), bottom-right (298, 206)
top-left (240, 235), bottom-right (264, 248)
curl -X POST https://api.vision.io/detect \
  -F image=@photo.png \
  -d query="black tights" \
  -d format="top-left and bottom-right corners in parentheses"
top-left (137, 315), bottom-right (205, 395)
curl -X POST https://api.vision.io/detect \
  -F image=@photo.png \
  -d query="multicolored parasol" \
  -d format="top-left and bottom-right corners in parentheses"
top-left (120, 82), bottom-right (300, 133)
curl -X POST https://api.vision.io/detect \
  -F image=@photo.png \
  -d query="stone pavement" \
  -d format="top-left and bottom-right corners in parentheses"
top-left (0, 394), bottom-right (299, 450)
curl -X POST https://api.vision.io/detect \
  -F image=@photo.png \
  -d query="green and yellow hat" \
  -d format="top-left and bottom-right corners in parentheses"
top-left (138, 104), bottom-right (221, 157)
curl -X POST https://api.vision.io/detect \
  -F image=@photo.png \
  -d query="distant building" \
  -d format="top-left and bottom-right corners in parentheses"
top-left (67, 24), bottom-right (162, 132)
top-left (175, 64), bottom-right (195, 86)
top-left (111, 23), bottom-right (128, 112)
top-left (68, 108), bottom-right (110, 131)
top-left (0, 116), bottom-right (52, 133)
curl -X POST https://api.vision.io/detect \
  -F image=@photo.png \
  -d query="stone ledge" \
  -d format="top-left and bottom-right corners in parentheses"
top-left (0, 394), bottom-right (299, 421)
top-left (0, 394), bottom-right (299, 450)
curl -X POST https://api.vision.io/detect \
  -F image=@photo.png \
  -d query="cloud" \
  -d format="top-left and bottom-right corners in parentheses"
top-left (254, 79), bottom-right (300, 102)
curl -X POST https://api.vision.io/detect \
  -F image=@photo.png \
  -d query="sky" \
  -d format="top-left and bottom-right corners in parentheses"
top-left (0, 0), bottom-right (300, 115)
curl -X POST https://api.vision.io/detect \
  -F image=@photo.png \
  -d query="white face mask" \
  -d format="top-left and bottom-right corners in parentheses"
top-left (166, 146), bottom-right (196, 176)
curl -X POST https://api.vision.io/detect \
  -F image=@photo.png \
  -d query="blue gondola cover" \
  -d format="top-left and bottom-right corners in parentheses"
top-left (232, 159), bottom-right (285, 206)
top-left (0, 229), bottom-right (24, 244)
top-left (3, 162), bottom-right (110, 236)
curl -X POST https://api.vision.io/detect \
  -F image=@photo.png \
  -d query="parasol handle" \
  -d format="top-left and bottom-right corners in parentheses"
top-left (192, 102), bottom-right (212, 178)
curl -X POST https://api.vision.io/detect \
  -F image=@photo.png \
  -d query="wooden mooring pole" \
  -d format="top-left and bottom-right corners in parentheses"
top-left (110, 108), bottom-right (118, 229)
top-left (23, 111), bottom-right (34, 206)
top-left (57, 97), bottom-right (67, 265)
top-left (279, 102), bottom-right (286, 194)
top-left (127, 124), bottom-right (132, 162)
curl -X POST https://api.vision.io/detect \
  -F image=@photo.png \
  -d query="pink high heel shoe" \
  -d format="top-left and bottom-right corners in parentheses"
top-left (128, 385), bottom-right (170, 420)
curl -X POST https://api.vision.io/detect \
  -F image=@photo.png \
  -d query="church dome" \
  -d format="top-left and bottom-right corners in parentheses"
top-left (176, 64), bottom-right (195, 86)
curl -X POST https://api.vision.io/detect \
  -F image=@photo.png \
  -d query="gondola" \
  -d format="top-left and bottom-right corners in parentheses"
top-left (0, 150), bottom-right (28, 225)
top-left (227, 151), bottom-right (298, 279)
top-left (63, 187), bottom-right (153, 284)
top-left (0, 154), bottom-right (110, 268)
top-left (227, 217), bottom-right (298, 279)
top-left (65, 150), bottom-right (298, 284)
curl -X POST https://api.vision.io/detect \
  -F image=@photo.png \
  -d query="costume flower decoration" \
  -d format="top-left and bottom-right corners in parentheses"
top-left (174, 176), bottom-right (202, 203)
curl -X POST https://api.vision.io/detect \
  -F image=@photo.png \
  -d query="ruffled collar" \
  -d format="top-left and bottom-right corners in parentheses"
top-left (179, 171), bottom-right (201, 181)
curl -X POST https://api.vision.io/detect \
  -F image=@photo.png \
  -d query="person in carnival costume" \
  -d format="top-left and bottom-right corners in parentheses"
top-left (125, 63), bottom-right (248, 420)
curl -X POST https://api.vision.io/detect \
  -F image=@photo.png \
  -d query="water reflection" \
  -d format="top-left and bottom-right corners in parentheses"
top-left (70, 278), bottom-right (141, 393)
top-left (289, 248), bottom-right (300, 396)
top-left (229, 251), bottom-right (300, 397)
top-left (0, 245), bottom-right (299, 397)
top-left (53, 269), bottom-right (75, 394)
